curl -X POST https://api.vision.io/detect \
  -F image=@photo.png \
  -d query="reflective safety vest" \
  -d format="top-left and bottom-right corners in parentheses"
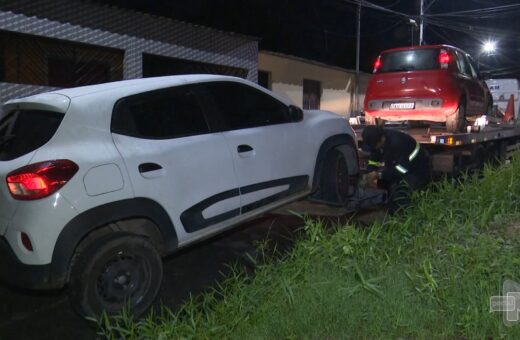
top-left (368, 160), bottom-right (384, 167)
top-left (395, 142), bottom-right (420, 174)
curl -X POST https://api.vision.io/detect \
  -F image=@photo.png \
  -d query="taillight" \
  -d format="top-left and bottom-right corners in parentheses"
top-left (6, 160), bottom-right (79, 200)
top-left (439, 49), bottom-right (450, 69)
top-left (373, 56), bottom-right (382, 73)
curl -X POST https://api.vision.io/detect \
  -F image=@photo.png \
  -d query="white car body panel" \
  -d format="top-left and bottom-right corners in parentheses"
top-left (222, 122), bottom-right (312, 199)
top-left (112, 132), bottom-right (240, 244)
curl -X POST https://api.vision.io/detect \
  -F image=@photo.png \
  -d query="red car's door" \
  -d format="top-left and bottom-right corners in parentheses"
top-left (466, 55), bottom-right (488, 114)
top-left (454, 50), bottom-right (481, 115)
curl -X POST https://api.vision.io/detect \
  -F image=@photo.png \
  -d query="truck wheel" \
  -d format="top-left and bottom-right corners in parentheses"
top-left (320, 149), bottom-right (350, 204)
top-left (446, 100), bottom-right (466, 133)
top-left (69, 232), bottom-right (163, 318)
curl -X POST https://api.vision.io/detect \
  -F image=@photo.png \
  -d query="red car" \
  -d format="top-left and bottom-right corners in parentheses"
top-left (364, 45), bottom-right (492, 132)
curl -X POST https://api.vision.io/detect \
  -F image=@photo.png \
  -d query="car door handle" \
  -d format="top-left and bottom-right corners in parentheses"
top-left (237, 144), bottom-right (255, 158)
top-left (138, 163), bottom-right (165, 179)
top-left (237, 145), bottom-right (254, 153)
top-left (139, 163), bottom-right (163, 173)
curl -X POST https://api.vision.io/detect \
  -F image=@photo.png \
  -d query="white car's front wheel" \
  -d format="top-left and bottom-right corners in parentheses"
top-left (320, 149), bottom-right (351, 204)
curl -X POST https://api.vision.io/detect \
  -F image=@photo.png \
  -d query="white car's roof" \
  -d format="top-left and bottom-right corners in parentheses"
top-left (3, 75), bottom-right (294, 114)
top-left (49, 74), bottom-right (235, 99)
top-left (3, 74), bottom-right (297, 121)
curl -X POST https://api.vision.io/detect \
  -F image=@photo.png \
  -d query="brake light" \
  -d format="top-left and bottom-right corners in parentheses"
top-left (6, 160), bottom-right (79, 200)
top-left (373, 57), bottom-right (382, 73)
top-left (439, 49), bottom-right (450, 69)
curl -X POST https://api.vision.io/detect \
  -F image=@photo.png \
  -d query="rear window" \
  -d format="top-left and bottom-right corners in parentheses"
top-left (378, 48), bottom-right (439, 73)
top-left (0, 110), bottom-right (63, 161)
top-left (111, 86), bottom-right (210, 139)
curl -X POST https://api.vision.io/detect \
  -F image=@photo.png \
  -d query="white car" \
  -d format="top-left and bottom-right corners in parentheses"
top-left (0, 75), bottom-right (358, 317)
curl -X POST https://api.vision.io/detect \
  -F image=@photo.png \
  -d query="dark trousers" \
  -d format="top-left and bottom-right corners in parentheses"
top-left (380, 171), bottom-right (430, 214)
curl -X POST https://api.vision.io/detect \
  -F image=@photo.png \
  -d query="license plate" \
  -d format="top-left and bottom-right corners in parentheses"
top-left (390, 102), bottom-right (415, 110)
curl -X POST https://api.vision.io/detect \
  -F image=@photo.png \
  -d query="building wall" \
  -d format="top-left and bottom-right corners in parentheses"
top-left (259, 51), bottom-right (370, 117)
top-left (0, 0), bottom-right (258, 104)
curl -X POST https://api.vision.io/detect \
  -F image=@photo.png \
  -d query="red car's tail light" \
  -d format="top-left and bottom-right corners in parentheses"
top-left (6, 160), bottom-right (79, 200)
top-left (439, 49), bottom-right (450, 69)
top-left (373, 56), bottom-right (382, 73)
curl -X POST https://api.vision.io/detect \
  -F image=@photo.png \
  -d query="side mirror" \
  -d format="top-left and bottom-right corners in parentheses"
top-left (288, 105), bottom-right (304, 122)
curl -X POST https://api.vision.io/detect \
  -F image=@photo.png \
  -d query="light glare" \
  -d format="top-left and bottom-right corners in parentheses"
top-left (482, 40), bottom-right (497, 54)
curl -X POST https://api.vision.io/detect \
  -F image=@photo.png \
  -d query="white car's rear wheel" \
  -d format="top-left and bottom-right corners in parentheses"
top-left (69, 232), bottom-right (162, 318)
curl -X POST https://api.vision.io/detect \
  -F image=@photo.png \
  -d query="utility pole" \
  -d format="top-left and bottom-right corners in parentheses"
top-left (355, 0), bottom-right (361, 113)
top-left (419, 0), bottom-right (424, 45)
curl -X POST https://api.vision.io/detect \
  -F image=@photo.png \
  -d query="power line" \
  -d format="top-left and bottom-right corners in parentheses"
top-left (423, 17), bottom-right (518, 39)
top-left (427, 3), bottom-right (520, 17)
top-left (424, 0), bottom-right (439, 12)
top-left (426, 25), bottom-right (459, 46)
top-left (342, 0), bottom-right (412, 19)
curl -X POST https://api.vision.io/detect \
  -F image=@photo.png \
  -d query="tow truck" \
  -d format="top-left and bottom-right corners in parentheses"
top-left (353, 119), bottom-right (520, 177)
top-left (331, 116), bottom-right (520, 213)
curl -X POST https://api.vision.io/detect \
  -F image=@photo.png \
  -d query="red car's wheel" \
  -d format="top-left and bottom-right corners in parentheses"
top-left (446, 100), bottom-right (466, 133)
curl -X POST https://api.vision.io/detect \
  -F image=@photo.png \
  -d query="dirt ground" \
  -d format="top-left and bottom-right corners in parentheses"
top-left (0, 200), bottom-right (385, 340)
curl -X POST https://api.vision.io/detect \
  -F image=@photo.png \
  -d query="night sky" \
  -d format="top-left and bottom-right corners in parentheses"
top-left (95, 0), bottom-right (520, 77)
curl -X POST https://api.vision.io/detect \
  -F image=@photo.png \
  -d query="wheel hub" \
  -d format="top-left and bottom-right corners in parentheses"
top-left (97, 253), bottom-right (146, 304)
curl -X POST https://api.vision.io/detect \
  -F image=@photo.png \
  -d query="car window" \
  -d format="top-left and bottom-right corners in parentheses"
top-left (467, 56), bottom-right (480, 79)
top-left (112, 86), bottom-right (210, 139)
top-left (455, 51), bottom-right (474, 77)
top-left (377, 48), bottom-right (439, 73)
top-left (204, 82), bottom-right (290, 130)
top-left (454, 51), bottom-right (467, 75)
top-left (0, 109), bottom-right (63, 161)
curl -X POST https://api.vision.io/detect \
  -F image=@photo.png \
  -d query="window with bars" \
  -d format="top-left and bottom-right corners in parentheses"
top-left (0, 30), bottom-right (123, 87)
top-left (303, 79), bottom-right (321, 110)
top-left (142, 54), bottom-right (248, 79)
top-left (258, 70), bottom-right (271, 89)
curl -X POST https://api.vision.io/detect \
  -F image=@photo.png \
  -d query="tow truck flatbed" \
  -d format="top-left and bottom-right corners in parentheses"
top-left (353, 121), bottom-right (520, 175)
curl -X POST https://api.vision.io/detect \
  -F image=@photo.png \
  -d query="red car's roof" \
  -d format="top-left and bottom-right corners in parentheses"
top-left (380, 44), bottom-right (462, 54)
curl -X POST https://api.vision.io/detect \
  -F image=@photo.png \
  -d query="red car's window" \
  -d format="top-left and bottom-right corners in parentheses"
top-left (377, 48), bottom-right (440, 73)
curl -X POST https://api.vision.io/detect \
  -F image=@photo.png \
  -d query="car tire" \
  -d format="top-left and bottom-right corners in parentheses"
top-left (320, 149), bottom-right (350, 204)
top-left (69, 232), bottom-right (163, 318)
top-left (446, 100), bottom-right (466, 133)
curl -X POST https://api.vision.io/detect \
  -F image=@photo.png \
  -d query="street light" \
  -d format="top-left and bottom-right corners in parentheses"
top-left (478, 40), bottom-right (497, 70)
top-left (482, 40), bottom-right (497, 55)
top-left (408, 19), bottom-right (418, 46)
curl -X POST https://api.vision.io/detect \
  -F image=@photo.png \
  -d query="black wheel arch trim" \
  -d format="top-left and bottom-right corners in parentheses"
top-left (312, 134), bottom-right (358, 191)
top-left (50, 197), bottom-right (178, 288)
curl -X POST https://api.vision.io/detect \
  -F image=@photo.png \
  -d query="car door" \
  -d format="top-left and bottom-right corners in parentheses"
top-left (203, 81), bottom-right (312, 215)
top-left (111, 84), bottom-right (241, 240)
top-left (454, 50), bottom-right (478, 113)
top-left (467, 56), bottom-right (488, 113)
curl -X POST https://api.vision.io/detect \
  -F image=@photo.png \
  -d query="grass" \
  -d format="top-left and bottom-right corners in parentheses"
top-left (98, 157), bottom-right (520, 339)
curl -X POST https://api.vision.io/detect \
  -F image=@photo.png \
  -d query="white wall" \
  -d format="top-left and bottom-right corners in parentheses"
top-left (259, 51), bottom-right (369, 117)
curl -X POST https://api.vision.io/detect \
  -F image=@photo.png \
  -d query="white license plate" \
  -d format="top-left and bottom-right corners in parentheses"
top-left (390, 102), bottom-right (415, 110)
